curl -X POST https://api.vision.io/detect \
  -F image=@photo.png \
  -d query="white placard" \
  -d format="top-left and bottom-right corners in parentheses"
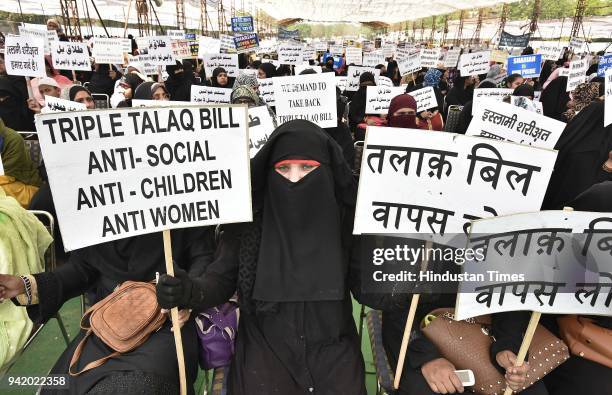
top-left (558, 67), bottom-right (570, 77)
top-left (190, 86), bottom-right (232, 104)
top-left (198, 36), bottom-right (221, 57)
top-left (315, 42), bottom-right (328, 52)
top-left (42, 96), bottom-right (87, 113)
top-left (363, 51), bottom-right (385, 67)
top-left (34, 106), bottom-right (252, 250)
top-left (443, 48), bottom-right (461, 68)
top-left (569, 37), bottom-right (586, 54)
top-left (248, 105), bottom-right (275, 158)
top-left (377, 76), bottom-right (393, 87)
top-left (397, 52), bottom-right (421, 76)
top-left (171, 40), bottom-right (192, 60)
top-left (278, 43), bottom-right (304, 65)
top-left (353, 127), bottom-right (557, 235)
top-left (382, 44), bottom-right (396, 58)
top-left (510, 96), bottom-right (543, 115)
top-left (203, 54), bottom-right (239, 78)
top-left (273, 72), bottom-right (338, 128)
top-left (459, 51), bottom-right (491, 76)
top-left (605, 68), bottom-right (612, 127)
top-left (330, 45), bottom-right (344, 56)
top-left (257, 78), bottom-right (275, 106)
top-left (143, 36), bottom-right (175, 66)
top-left (51, 42), bottom-right (91, 71)
top-left (537, 44), bottom-right (564, 61)
top-left (566, 58), bottom-right (588, 92)
top-left (294, 64), bottom-right (322, 74)
top-left (410, 86), bottom-right (438, 112)
top-left (120, 38), bottom-right (132, 54)
top-left (346, 66), bottom-right (381, 92)
top-left (467, 100), bottom-right (565, 149)
top-left (335, 76), bottom-right (347, 92)
top-left (18, 25), bottom-right (53, 55)
top-left (420, 48), bottom-right (442, 68)
top-left (238, 68), bottom-right (258, 78)
top-left (4, 36), bottom-right (45, 78)
top-left (167, 29), bottom-right (185, 40)
top-left (220, 34), bottom-right (237, 54)
top-left (365, 86), bottom-right (406, 114)
top-left (472, 88), bottom-right (514, 116)
top-left (93, 37), bottom-right (126, 64)
top-left (302, 46), bottom-right (317, 62)
top-left (345, 47), bottom-right (363, 66)
top-left (455, 211), bottom-right (612, 320)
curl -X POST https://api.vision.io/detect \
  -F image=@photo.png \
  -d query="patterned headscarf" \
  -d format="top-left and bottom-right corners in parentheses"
top-left (423, 69), bottom-right (442, 88)
top-left (563, 82), bottom-right (601, 121)
top-left (231, 85), bottom-right (260, 106)
top-left (233, 72), bottom-right (259, 90)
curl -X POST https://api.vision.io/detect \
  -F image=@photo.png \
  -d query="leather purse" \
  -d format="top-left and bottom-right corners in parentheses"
top-left (421, 308), bottom-right (569, 395)
top-left (558, 315), bottom-right (612, 368)
top-left (69, 281), bottom-right (167, 376)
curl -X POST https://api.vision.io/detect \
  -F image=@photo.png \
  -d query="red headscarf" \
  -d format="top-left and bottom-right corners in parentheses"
top-left (387, 94), bottom-right (418, 129)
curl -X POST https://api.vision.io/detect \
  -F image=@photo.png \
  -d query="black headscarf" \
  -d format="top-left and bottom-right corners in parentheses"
top-left (210, 67), bottom-right (232, 87)
top-left (165, 60), bottom-right (194, 101)
top-left (539, 76), bottom-right (570, 121)
top-left (542, 101), bottom-right (612, 209)
top-left (250, 120), bottom-right (357, 302)
top-left (0, 78), bottom-right (34, 131)
top-left (324, 87), bottom-right (355, 167)
top-left (569, 181), bottom-right (612, 212)
top-left (386, 60), bottom-right (401, 86)
top-left (67, 85), bottom-right (90, 101)
top-left (512, 84), bottom-right (534, 99)
top-left (445, 75), bottom-right (474, 107)
top-left (256, 62), bottom-right (275, 77)
top-left (133, 81), bottom-right (169, 100)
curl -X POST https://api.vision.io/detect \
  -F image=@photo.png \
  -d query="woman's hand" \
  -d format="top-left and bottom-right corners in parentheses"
top-left (496, 350), bottom-right (529, 391)
top-left (0, 274), bottom-right (25, 302)
top-left (421, 357), bottom-right (464, 394)
top-left (27, 98), bottom-right (42, 114)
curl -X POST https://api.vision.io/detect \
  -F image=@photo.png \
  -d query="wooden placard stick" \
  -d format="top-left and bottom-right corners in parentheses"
top-left (393, 239), bottom-right (433, 389)
top-left (162, 229), bottom-right (187, 395)
top-left (72, 70), bottom-right (78, 83)
top-left (25, 76), bottom-right (33, 99)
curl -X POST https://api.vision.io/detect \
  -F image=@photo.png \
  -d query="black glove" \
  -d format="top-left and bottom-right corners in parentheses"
top-left (156, 268), bottom-right (193, 310)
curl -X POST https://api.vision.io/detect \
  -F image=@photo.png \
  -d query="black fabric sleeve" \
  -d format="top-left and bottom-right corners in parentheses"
top-left (27, 252), bottom-right (100, 324)
top-left (490, 311), bottom-right (531, 373)
top-left (180, 226), bottom-right (216, 278)
top-left (186, 225), bottom-right (240, 312)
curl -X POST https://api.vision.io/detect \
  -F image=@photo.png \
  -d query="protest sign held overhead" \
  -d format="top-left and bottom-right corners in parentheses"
top-left (459, 51), bottom-right (491, 76)
top-left (353, 127), bottom-right (556, 235)
top-left (376, 76), bottom-right (393, 87)
top-left (537, 44), bottom-right (564, 61)
top-left (51, 42), bottom-right (91, 71)
top-left (257, 78), bottom-right (276, 106)
top-left (362, 51), bottom-right (385, 67)
top-left (18, 25), bottom-right (55, 55)
top-left (498, 31), bottom-right (530, 48)
top-left (472, 88), bottom-right (514, 116)
top-left (420, 48), bottom-right (442, 68)
top-left (335, 76), bottom-right (347, 92)
top-left (93, 37), bottom-right (126, 64)
top-left (34, 105), bottom-right (252, 250)
top-left (167, 29), bottom-right (185, 40)
top-left (171, 40), bottom-right (193, 60)
top-left (141, 36), bottom-right (175, 66)
top-left (202, 54), bottom-right (239, 77)
top-left (443, 48), bottom-right (461, 68)
top-left (220, 34), bottom-right (237, 53)
top-left (345, 47), bottom-right (363, 66)
top-left (455, 211), bottom-right (612, 320)
top-left (507, 54), bottom-right (542, 78)
top-left (191, 86), bottom-right (232, 104)
top-left (231, 16), bottom-right (254, 33)
top-left (4, 35), bottom-right (45, 78)
top-left (467, 100), bottom-right (565, 149)
top-left (346, 66), bottom-right (380, 91)
top-left (42, 96), bottom-right (87, 113)
top-left (397, 51), bottom-right (421, 76)
top-left (597, 54), bottom-right (612, 77)
top-left (365, 86), bottom-right (406, 114)
top-left (234, 33), bottom-right (259, 54)
top-left (569, 37), bottom-right (586, 54)
top-left (273, 72), bottom-right (337, 128)
top-left (567, 58), bottom-right (589, 92)
top-left (247, 105), bottom-right (276, 158)
top-left (278, 43), bottom-right (305, 65)
top-left (410, 86), bottom-right (438, 112)
top-left (198, 36), bottom-right (221, 57)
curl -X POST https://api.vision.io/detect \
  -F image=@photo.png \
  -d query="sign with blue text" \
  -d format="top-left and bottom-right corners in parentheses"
top-left (507, 54), bottom-right (542, 78)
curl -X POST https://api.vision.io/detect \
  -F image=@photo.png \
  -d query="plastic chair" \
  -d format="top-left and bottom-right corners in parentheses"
top-left (444, 105), bottom-right (464, 134)
top-left (366, 310), bottom-right (395, 395)
top-left (92, 93), bottom-right (110, 109)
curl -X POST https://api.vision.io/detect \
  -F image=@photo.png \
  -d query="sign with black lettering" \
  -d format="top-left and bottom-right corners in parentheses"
top-left (34, 106), bottom-right (252, 250)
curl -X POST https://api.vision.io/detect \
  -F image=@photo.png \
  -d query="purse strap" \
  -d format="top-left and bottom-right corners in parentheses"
top-left (69, 330), bottom-right (121, 376)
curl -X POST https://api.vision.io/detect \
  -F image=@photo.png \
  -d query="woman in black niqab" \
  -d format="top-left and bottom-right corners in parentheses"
top-left (539, 75), bottom-right (570, 121)
top-left (156, 120), bottom-right (367, 395)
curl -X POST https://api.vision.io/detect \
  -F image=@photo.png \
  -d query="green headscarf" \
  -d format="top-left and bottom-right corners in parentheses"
top-left (0, 119), bottom-right (42, 187)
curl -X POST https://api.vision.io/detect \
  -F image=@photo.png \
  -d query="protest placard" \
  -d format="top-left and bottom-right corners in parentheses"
top-left (467, 100), bottom-right (565, 149)
top-left (278, 43), bottom-right (305, 65)
top-left (203, 54), bottom-right (239, 78)
top-left (314, 42), bottom-right (328, 52)
top-left (18, 25), bottom-right (55, 55)
top-left (420, 48), bottom-right (442, 68)
top-left (490, 49), bottom-right (509, 64)
top-left (191, 86), bottom-right (232, 104)
top-left (4, 35), bottom-right (45, 78)
top-left (537, 44), bottom-right (564, 61)
top-left (459, 51), bottom-right (491, 76)
top-left (511, 96), bottom-right (543, 115)
top-left (167, 30), bottom-right (185, 40)
top-left (382, 44), bottom-right (396, 58)
top-left (294, 64), bottom-right (322, 74)
top-left (455, 211), bottom-right (612, 320)
top-left (377, 76), bottom-right (393, 87)
top-left (362, 51), bottom-right (385, 67)
top-left (248, 105), bottom-right (275, 158)
top-left (93, 37), bottom-right (125, 64)
top-left (443, 48), bottom-right (461, 68)
top-left (472, 88), bottom-right (514, 115)
top-left (329, 44), bottom-right (344, 56)
top-left (231, 16), bottom-right (254, 33)
top-left (345, 47), bottom-right (363, 66)
top-left (365, 86), bottom-right (406, 114)
top-left (34, 105), bottom-right (252, 250)
top-left (273, 72), bottom-right (337, 128)
top-left (558, 67), bottom-right (570, 77)
top-left (257, 78), bottom-right (275, 106)
top-left (142, 36), bottom-right (175, 65)
top-left (198, 36), bottom-right (221, 57)
top-left (234, 33), bottom-right (259, 54)
top-left (397, 51), bottom-right (421, 76)
top-left (335, 76), bottom-right (347, 92)
top-left (507, 54), bottom-right (542, 78)
top-left (605, 68), bottom-right (612, 127)
top-left (498, 31), bottom-right (530, 48)
top-left (220, 34), bottom-right (237, 54)
top-left (353, 127), bottom-right (556, 235)
top-left (171, 40), bottom-right (193, 60)
top-left (410, 86), bottom-right (438, 112)
top-left (278, 27), bottom-right (300, 41)
top-left (42, 96), bottom-right (87, 113)
top-left (566, 58), bottom-right (589, 92)
top-left (346, 66), bottom-right (381, 91)
top-left (51, 42), bottom-right (91, 71)
top-left (569, 37), bottom-right (586, 54)
top-left (597, 54), bottom-right (612, 77)
top-left (302, 46), bottom-right (317, 62)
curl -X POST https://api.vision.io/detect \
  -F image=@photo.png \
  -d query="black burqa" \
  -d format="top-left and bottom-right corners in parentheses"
top-left (0, 78), bottom-right (35, 131)
top-left (187, 120), bottom-right (365, 394)
top-left (324, 88), bottom-right (356, 168)
top-left (165, 61), bottom-right (195, 101)
top-left (540, 76), bottom-right (570, 121)
top-left (542, 101), bottom-right (612, 209)
top-left (32, 229), bottom-right (214, 395)
top-left (445, 76), bottom-right (474, 108)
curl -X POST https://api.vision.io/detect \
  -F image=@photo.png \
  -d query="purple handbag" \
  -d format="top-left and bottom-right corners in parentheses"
top-left (195, 301), bottom-right (239, 370)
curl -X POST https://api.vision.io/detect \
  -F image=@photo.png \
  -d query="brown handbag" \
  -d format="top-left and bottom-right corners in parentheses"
top-left (69, 281), bottom-right (167, 376)
top-left (558, 315), bottom-right (612, 368)
top-left (421, 308), bottom-right (569, 395)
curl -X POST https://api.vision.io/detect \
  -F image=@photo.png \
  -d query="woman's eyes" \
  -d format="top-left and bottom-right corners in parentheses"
top-left (302, 164), bottom-right (315, 170)
top-left (276, 165), bottom-right (289, 172)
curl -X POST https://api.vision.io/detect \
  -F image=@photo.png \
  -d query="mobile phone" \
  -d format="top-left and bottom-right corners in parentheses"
top-left (454, 369), bottom-right (475, 386)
